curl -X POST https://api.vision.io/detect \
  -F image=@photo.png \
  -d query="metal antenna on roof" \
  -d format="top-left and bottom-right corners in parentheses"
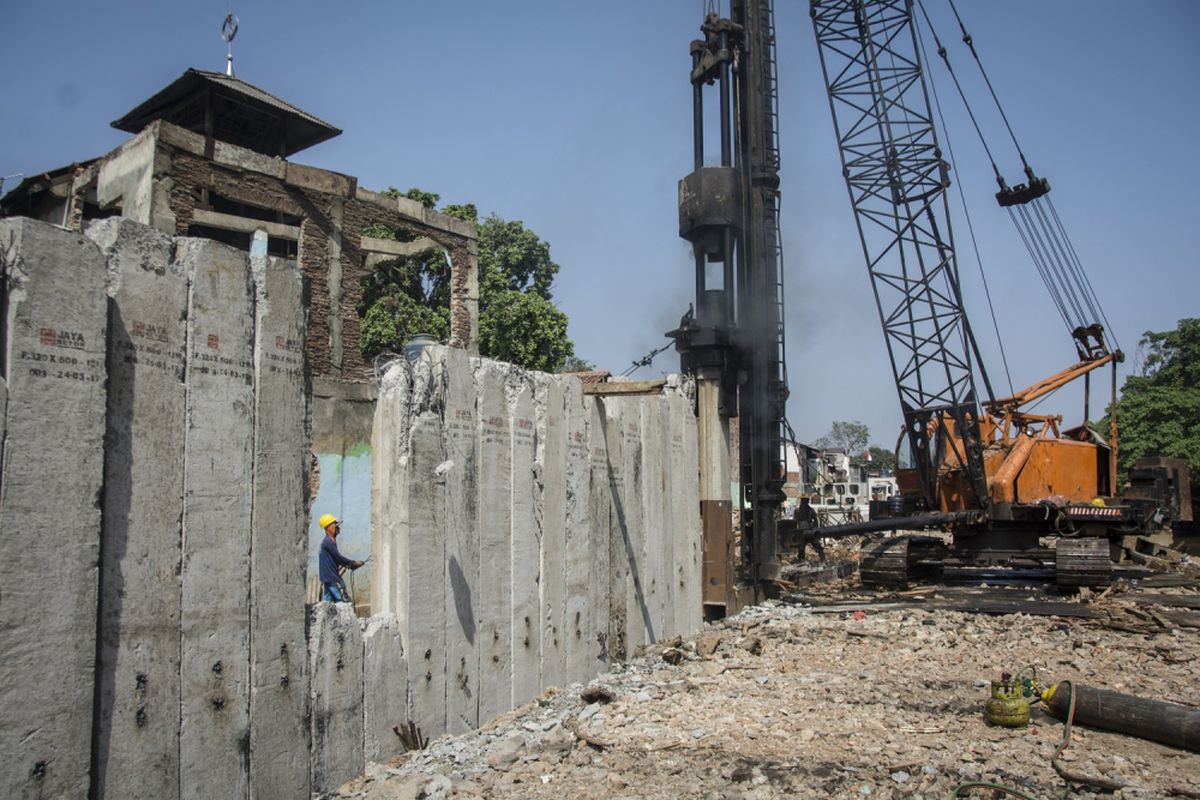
top-left (221, 11), bottom-right (239, 77)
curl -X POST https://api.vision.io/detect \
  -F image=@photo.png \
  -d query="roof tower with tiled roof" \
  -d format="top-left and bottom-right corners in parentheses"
top-left (111, 68), bottom-right (341, 158)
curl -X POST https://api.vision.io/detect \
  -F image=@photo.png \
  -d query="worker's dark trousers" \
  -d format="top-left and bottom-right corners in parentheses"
top-left (322, 581), bottom-right (349, 603)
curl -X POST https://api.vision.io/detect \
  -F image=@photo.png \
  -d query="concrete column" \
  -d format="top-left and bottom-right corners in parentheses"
top-left (249, 254), bottom-right (310, 800)
top-left (177, 238), bottom-right (256, 799)
top-left (309, 603), bottom-right (364, 794)
top-left (508, 373), bottom-right (541, 706)
top-left (87, 219), bottom-right (187, 800)
top-left (640, 397), bottom-right (669, 642)
top-left (326, 197), bottom-right (344, 372)
top-left (533, 374), bottom-right (567, 688)
top-left (442, 348), bottom-right (479, 733)
top-left (449, 240), bottom-right (479, 356)
top-left (588, 398), bottom-right (614, 668)
top-left (0, 219), bottom-right (107, 800)
top-left (562, 379), bottom-right (592, 684)
top-left (362, 614), bottom-right (407, 764)
top-left (476, 360), bottom-right (512, 723)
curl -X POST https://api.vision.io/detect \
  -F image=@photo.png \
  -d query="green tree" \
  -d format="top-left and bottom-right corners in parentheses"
top-left (1109, 319), bottom-right (1200, 489)
top-left (866, 446), bottom-right (896, 473)
top-left (559, 355), bottom-right (597, 373)
top-left (816, 420), bottom-right (870, 457)
top-left (358, 188), bottom-right (576, 372)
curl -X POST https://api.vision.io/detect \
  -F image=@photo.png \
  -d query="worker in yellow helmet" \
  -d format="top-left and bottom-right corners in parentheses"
top-left (318, 514), bottom-right (364, 603)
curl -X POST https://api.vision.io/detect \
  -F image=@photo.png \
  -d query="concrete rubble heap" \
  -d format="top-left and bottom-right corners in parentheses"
top-left (329, 587), bottom-right (1200, 800)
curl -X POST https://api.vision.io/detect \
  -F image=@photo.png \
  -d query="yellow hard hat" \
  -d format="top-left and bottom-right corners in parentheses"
top-left (318, 513), bottom-right (339, 529)
top-left (1090, 497), bottom-right (1106, 507)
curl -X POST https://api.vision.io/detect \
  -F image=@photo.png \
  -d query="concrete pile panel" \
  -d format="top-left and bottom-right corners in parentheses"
top-left (371, 362), bottom-right (411, 618)
top-left (176, 238), bottom-right (256, 798)
top-left (442, 347), bottom-right (479, 733)
top-left (249, 254), bottom-right (310, 799)
top-left (533, 374), bottom-right (567, 688)
top-left (476, 360), bottom-right (512, 722)
top-left (639, 397), bottom-right (669, 642)
top-left (403, 352), bottom-right (447, 737)
top-left (87, 219), bottom-right (187, 799)
top-left (588, 398), bottom-right (614, 667)
top-left (668, 384), bottom-right (703, 635)
top-left (618, 398), bottom-right (650, 650)
top-left (561, 378), bottom-right (592, 684)
top-left (508, 372), bottom-right (541, 707)
top-left (0, 219), bottom-right (108, 799)
top-left (601, 398), bottom-right (632, 662)
top-left (362, 614), bottom-right (407, 764)
top-left (309, 602), bottom-right (364, 793)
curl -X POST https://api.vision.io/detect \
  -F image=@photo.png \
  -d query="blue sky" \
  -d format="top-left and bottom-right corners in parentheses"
top-left (2, 1), bottom-right (1197, 447)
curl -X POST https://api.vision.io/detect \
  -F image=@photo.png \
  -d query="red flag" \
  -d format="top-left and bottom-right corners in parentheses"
top-left (864, 448), bottom-right (872, 462)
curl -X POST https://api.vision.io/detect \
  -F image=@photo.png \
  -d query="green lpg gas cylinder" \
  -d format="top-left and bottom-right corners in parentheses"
top-left (985, 679), bottom-right (1030, 727)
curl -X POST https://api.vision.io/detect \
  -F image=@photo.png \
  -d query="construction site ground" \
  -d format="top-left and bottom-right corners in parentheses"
top-left (329, 540), bottom-right (1200, 800)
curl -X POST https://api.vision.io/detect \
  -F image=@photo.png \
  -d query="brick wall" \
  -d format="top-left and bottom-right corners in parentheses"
top-left (163, 144), bottom-right (475, 383)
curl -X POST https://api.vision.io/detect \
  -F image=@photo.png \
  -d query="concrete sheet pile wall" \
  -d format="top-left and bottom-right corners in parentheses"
top-left (0, 217), bottom-right (312, 800)
top-left (368, 346), bottom-right (702, 742)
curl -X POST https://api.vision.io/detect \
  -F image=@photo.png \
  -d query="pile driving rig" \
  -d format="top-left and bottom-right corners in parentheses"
top-left (671, 0), bottom-right (790, 598)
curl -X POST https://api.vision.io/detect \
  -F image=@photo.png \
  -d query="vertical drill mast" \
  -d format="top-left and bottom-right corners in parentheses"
top-left (676, 0), bottom-right (787, 583)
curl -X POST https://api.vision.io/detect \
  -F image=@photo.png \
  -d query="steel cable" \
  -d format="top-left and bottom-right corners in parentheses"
top-left (1046, 196), bottom-right (1120, 351)
top-left (1007, 207), bottom-right (1072, 332)
top-left (915, 0), bottom-right (1002, 181)
top-left (946, 0), bottom-right (1032, 172)
top-left (1025, 200), bottom-right (1089, 326)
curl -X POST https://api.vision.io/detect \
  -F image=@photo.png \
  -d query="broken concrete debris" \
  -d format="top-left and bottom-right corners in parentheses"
top-left (329, 586), bottom-right (1200, 800)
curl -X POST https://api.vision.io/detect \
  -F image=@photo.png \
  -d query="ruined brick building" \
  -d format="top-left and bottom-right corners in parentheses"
top-left (2, 68), bottom-right (479, 599)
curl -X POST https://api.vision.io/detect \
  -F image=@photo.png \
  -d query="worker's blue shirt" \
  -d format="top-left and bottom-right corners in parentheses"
top-left (319, 535), bottom-right (354, 584)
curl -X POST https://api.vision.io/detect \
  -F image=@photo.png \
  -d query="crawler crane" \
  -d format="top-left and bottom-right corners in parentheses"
top-left (807, 0), bottom-right (1190, 587)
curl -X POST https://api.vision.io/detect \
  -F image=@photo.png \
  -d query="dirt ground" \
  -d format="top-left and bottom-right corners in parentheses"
top-left (330, 550), bottom-right (1200, 800)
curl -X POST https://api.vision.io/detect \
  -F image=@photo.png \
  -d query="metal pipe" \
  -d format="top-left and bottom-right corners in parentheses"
top-left (722, 228), bottom-right (734, 323)
top-left (991, 432), bottom-right (1036, 505)
top-left (1083, 371), bottom-right (1090, 426)
top-left (692, 50), bottom-right (705, 171)
top-left (719, 29), bottom-right (732, 166)
top-left (814, 510), bottom-right (986, 539)
top-left (1109, 358), bottom-right (1118, 493)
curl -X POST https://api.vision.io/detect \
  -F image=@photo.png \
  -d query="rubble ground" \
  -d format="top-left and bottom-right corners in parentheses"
top-left (330, 578), bottom-right (1200, 800)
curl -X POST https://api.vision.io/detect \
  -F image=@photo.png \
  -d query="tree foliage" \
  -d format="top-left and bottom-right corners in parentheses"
top-left (867, 446), bottom-right (896, 473)
top-left (559, 355), bottom-right (597, 373)
top-left (1109, 318), bottom-right (1200, 488)
top-left (358, 188), bottom-right (577, 372)
top-left (815, 420), bottom-right (870, 456)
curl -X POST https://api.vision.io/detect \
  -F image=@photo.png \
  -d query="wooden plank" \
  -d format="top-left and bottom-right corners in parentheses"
top-left (583, 380), bottom-right (667, 396)
top-left (1126, 594), bottom-right (1200, 610)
